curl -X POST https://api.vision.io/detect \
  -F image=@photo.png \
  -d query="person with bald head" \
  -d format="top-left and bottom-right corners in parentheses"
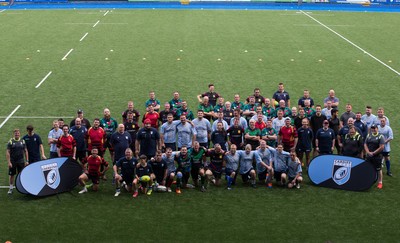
top-left (110, 124), bottom-right (132, 165)
top-left (69, 117), bottom-right (88, 163)
top-left (323, 89), bottom-right (339, 109)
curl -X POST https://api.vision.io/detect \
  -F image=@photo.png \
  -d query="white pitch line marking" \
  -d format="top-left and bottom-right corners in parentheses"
top-left (0, 116), bottom-right (74, 119)
top-left (0, 9), bottom-right (5, 13)
top-left (61, 48), bottom-right (74, 61)
top-left (300, 10), bottom-right (400, 76)
top-left (0, 105), bottom-right (21, 129)
top-left (79, 32), bottom-right (88, 42)
top-left (0, 186), bottom-right (11, 189)
top-left (35, 71), bottom-right (52, 88)
top-left (93, 20), bottom-right (100, 28)
top-left (103, 10), bottom-right (109, 16)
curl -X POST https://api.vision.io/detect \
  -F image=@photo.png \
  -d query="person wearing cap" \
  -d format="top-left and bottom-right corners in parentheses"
top-left (23, 125), bottom-right (46, 163)
top-left (136, 119), bottom-right (160, 159)
top-left (364, 124), bottom-right (385, 189)
top-left (315, 120), bottom-right (335, 155)
top-left (272, 82), bottom-right (290, 108)
top-left (142, 104), bottom-right (160, 129)
top-left (70, 109), bottom-right (91, 129)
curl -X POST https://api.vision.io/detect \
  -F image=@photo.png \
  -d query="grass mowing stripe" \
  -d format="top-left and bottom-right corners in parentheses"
top-left (61, 48), bottom-right (74, 60)
top-left (300, 10), bottom-right (400, 76)
top-left (79, 32), bottom-right (88, 42)
top-left (0, 116), bottom-right (74, 119)
top-left (93, 20), bottom-right (100, 27)
top-left (0, 105), bottom-right (21, 129)
top-left (35, 71), bottom-right (52, 88)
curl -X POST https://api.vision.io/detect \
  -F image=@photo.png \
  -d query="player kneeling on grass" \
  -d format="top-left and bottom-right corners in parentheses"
top-left (205, 144), bottom-right (226, 187)
top-left (223, 144), bottom-right (240, 190)
top-left (148, 150), bottom-right (168, 192)
top-left (174, 146), bottom-right (192, 194)
top-left (189, 142), bottom-right (207, 192)
top-left (287, 151), bottom-right (303, 189)
top-left (256, 140), bottom-right (274, 188)
top-left (78, 147), bottom-right (109, 194)
top-left (237, 144), bottom-right (261, 188)
top-left (270, 144), bottom-right (290, 186)
top-left (113, 148), bottom-right (138, 197)
top-left (132, 155), bottom-right (155, 198)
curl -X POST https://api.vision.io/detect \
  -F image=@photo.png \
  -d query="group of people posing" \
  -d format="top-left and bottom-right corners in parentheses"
top-left (6, 83), bottom-right (393, 196)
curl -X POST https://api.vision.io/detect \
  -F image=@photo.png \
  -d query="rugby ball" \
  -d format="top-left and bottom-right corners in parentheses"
top-left (140, 175), bottom-right (151, 182)
top-left (155, 185), bottom-right (167, 192)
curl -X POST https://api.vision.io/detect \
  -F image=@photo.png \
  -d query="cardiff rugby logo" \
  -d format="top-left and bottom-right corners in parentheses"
top-left (41, 163), bottom-right (61, 189)
top-left (332, 159), bottom-right (352, 185)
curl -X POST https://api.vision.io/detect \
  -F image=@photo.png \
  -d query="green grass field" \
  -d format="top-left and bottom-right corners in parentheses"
top-left (0, 8), bottom-right (400, 242)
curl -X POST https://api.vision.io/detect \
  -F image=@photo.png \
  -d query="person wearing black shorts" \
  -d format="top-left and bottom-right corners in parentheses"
top-left (7, 128), bottom-right (28, 194)
top-left (364, 125), bottom-right (385, 189)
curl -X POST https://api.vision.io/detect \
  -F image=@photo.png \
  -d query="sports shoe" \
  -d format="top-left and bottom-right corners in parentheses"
top-left (147, 188), bottom-right (153, 196)
top-left (267, 183), bottom-right (273, 188)
top-left (167, 187), bottom-right (172, 193)
top-left (114, 189), bottom-right (121, 197)
top-left (79, 187), bottom-right (88, 194)
top-left (377, 183), bottom-right (383, 189)
top-left (296, 183), bottom-right (301, 189)
top-left (7, 188), bottom-right (13, 195)
top-left (227, 186), bottom-right (232, 190)
top-left (176, 188), bottom-right (182, 194)
top-left (200, 186), bottom-right (206, 192)
top-left (132, 191), bottom-right (139, 198)
top-left (251, 183), bottom-right (257, 188)
top-left (387, 172), bottom-right (393, 177)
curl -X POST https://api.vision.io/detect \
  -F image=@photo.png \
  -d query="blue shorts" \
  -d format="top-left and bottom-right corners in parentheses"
top-left (225, 168), bottom-right (236, 176)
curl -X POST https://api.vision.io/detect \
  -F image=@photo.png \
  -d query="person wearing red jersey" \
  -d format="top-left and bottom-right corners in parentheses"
top-left (142, 104), bottom-right (160, 129)
top-left (86, 118), bottom-right (106, 157)
top-left (78, 147), bottom-right (109, 193)
top-left (278, 118), bottom-right (298, 152)
top-left (57, 125), bottom-right (76, 160)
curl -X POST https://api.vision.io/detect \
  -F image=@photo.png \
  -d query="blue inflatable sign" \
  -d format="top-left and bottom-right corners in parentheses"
top-left (16, 157), bottom-right (82, 196)
top-left (308, 155), bottom-right (376, 191)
